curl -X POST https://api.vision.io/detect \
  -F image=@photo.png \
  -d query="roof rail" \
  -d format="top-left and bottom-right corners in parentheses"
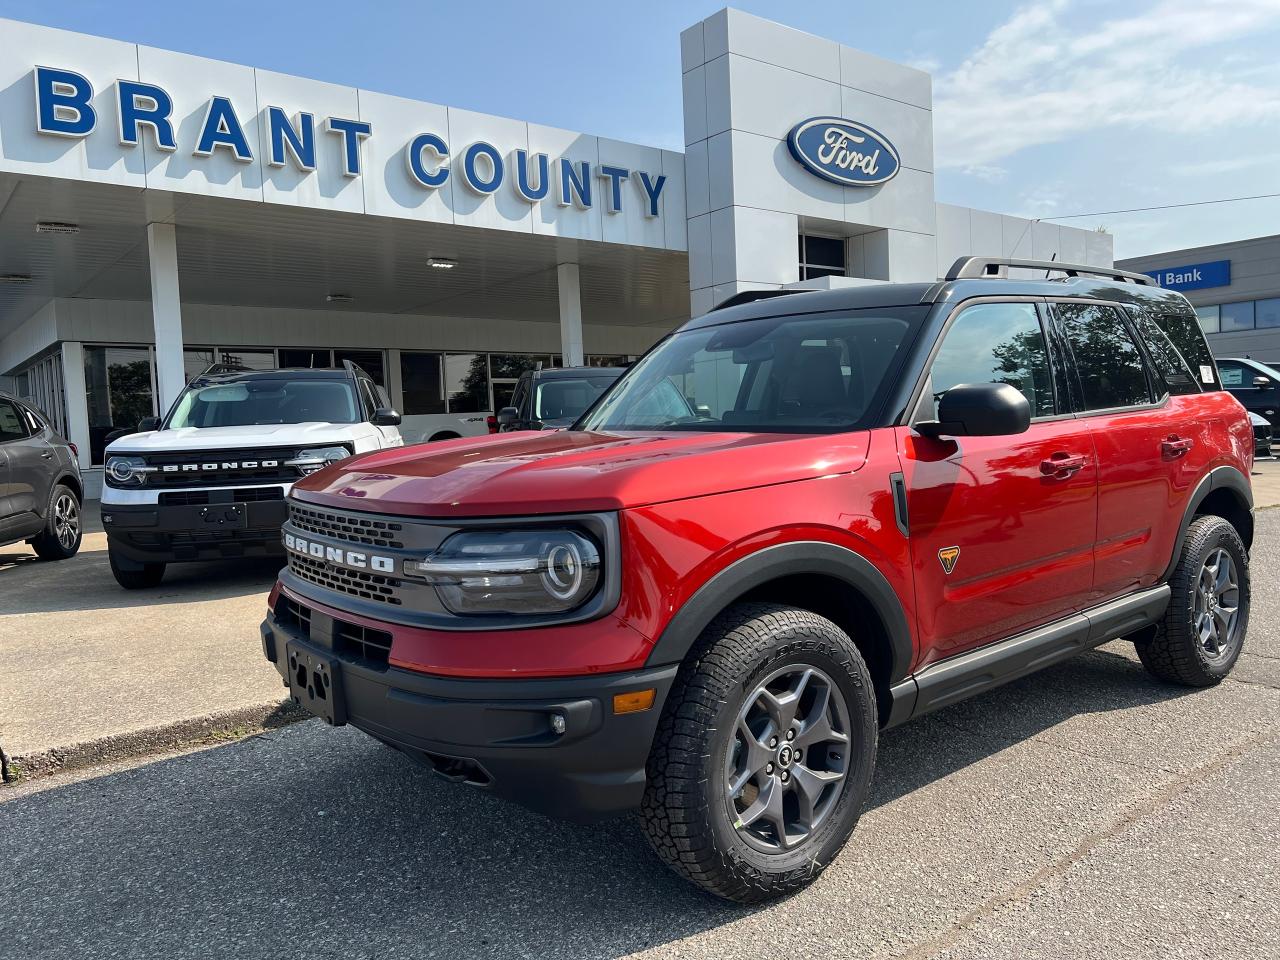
top-left (945, 257), bottom-right (1157, 287)
top-left (196, 361), bottom-right (252, 377)
top-left (710, 289), bottom-right (809, 312)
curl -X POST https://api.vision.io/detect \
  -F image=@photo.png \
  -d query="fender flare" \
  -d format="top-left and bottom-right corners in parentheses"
top-left (1160, 465), bottom-right (1254, 582)
top-left (644, 541), bottom-right (914, 685)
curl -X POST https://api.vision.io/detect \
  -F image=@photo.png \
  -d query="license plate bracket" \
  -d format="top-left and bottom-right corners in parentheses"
top-left (199, 503), bottom-right (247, 529)
top-left (285, 641), bottom-right (346, 726)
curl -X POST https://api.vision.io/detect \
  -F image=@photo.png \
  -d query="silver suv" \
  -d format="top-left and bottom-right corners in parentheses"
top-left (0, 392), bottom-right (83, 560)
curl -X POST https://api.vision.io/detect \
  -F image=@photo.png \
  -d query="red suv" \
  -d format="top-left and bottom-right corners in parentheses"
top-left (262, 258), bottom-right (1253, 903)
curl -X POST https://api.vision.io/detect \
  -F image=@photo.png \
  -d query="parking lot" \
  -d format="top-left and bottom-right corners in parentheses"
top-left (2, 472), bottom-right (1280, 959)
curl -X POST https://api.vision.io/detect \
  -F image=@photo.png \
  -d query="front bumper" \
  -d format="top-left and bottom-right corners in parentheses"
top-left (103, 498), bottom-right (289, 566)
top-left (261, 598), bottom-right (676, 822)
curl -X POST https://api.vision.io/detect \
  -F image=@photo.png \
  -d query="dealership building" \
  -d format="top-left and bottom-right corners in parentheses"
top-left (0, 8), bottom-right (1112, 496)
top-left (1118, 235), bottom-right (1280, 366)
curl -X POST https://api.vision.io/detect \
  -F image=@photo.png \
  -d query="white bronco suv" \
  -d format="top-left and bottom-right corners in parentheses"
top-left (101, 362), bottom-right (403, 589)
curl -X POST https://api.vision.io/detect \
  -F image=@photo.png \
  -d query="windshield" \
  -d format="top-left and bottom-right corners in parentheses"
top-left (165, 378), bottom-right (359, 429)
top-left (579, 306), bottom-right (925, 434)
top-left (535, 377), bottom-right (616, 421)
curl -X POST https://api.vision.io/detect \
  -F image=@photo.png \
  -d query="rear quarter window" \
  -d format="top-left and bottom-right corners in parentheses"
top-left (1138, 305), bottom-right (1217, 392)
top-left (1125, 306), bottom-right (1203, 397)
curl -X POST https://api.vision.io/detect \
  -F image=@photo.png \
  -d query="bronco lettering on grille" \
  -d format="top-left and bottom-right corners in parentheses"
top-left (284, 532), bottom-right (395, 573)
top-left (162, 459), bottom-right (280, 472)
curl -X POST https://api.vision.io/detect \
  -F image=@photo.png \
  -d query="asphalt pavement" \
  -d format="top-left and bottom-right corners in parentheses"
top-left (3, 515), bottom-right (1279, 959)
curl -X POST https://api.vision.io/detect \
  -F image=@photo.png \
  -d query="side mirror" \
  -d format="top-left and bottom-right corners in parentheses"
top-left (1253, 376), bottom-right (1272, 388)
top-left (137, 416), bottom-right (161, 432)
top-left (372, 407), bottom-right (402, 426)
top-left (916, 382), bottom-right (1031, 439)
top-left (496, 406), bottom-right (519, 429)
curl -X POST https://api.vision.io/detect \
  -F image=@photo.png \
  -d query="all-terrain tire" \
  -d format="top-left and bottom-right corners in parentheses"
top-left (1137, 515), bottom-right (1249, 687)
top-left (109, 549), bottom-right (166, 589)
top-left (640, 603), bottom-right (877, 904)
top-left (30, 483), bottom-right (83, 560)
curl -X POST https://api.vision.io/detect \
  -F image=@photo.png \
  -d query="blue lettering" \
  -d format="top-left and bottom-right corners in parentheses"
top-left (267, 107), bottom-right (316, 171)
top-left (406, 133), bottom-right (449, 188)
top-left (117, 80), bottom-right (175, 151)
top-left (597, 165), bottom-right (629, 213)
top-left (514, 150), bottom-right (549, 202)
top-left (34, 66), bottom-right (96, 137)
top-left (559, 158), bottom-right (591, 208)
top-left (637, 171), bottom-right (667, 218)
top-left (194, 96), bottom-right (253, 162)
top-left (462, 141), bottom-right (503, 194)
top-left (324, 117), bottom-right (372, 177)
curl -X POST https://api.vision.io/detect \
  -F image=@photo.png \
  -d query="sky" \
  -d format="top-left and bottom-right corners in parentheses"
top-left (2, 0), bottom-right (1278, 260)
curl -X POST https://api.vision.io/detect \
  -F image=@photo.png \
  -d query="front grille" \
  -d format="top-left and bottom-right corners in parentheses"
top-left (159, 487), bottom-right (285, 506)
top-left (289, 504), bottom-right (405, 548)
top-left (287, 552), bottom-right (404, 605)
top-left (276, 594), bottom-right (393, 667)
top-left (140, 448), bottom-right (300, 488)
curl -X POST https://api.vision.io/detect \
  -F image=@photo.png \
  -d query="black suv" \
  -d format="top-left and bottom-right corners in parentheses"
top-left (0, 392), bottom-right (83, 560)
top-left (1218, 356), bottom-right (1280, 428)
top-left (496, 366), bottom-right (624, 432)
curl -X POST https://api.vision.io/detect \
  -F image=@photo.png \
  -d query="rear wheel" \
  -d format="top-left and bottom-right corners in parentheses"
top-left (640, 603), bottom-right (877, 903)
top-left (1137, 515), bottom-right (1249, 686)
top-left (30, 484), bottom-right (82, 560)
top-left (109, 548), bottom-right (166, 589)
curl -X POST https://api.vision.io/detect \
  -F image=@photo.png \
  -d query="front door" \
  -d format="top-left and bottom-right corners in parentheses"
top-left (0, 398), bottom-right (45, 521)
top-left (899, 300), bottom-right (1099, 666)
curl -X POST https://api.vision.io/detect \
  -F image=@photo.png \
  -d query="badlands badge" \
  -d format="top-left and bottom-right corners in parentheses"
top-left (937, 546), bottom-right (960, 575)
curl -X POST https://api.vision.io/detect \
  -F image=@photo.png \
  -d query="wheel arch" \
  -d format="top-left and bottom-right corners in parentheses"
top-left (1161, 465), bottom-right (1254, 582)
top-left (645, 542), bottom-right (914, 727)
top-left (54, 472), bottom-right (83, 507)
top-left (428, 431), bottom-right (462, 442)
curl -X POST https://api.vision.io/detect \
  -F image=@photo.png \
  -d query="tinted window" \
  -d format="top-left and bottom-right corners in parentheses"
top-left (335, 349), bottom-right (386, 386)
top-left (0, 399), bottom-right (29, 440)
top-left (927, 302), bottom-right (1056, 418)
top-left (445, 354), bottom-right (490, 413)
top-left (1055, 303), bottom-right (1152, 410)
top-left (1147, 309), bottom-right (1217, 390)
top-left (399, 352), bottom-right (445, 415)
top-left (1257, 298), bottom-right (1280, 329)
top-left (1127, 308), bottom-right (1199, 396)
top-left (534, 377), bottom-right (616, 420)
top-left (1220, 301), bottom-right (1255, 332)
top-left (1195, 305), bottom-right (1220, 334)
top-left (279, 348), bottom-right (332, 369)
top-left (579, 307), bottom-right (924, 434)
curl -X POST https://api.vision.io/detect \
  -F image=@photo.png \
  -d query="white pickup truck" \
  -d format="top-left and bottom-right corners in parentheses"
top-left (100, 362), bottom-right (403, 588)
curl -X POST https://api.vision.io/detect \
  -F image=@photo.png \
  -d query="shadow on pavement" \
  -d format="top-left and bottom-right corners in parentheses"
top-left (0, 644), bottom-right (1194, 960)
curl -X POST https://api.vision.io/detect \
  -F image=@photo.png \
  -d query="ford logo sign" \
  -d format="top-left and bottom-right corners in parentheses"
top-left (787, 117), bottom-right (900, 187)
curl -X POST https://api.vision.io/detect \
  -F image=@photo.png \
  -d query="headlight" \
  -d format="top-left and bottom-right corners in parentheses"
top-left (105, 455), bottom-right (153, 486)
top-left (404, 529), bottom-right (602, 615)
top-left (286, 445), bottom-right (352, 476)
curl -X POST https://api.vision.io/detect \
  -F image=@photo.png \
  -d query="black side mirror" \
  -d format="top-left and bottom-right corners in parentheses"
top-left (496, 406), bottom-right (520, 429)
top-left (916, 383), bottom-right (1031, 439)
top-left (1253, 376), bottom-right (1272, 388)
top-left (372, 407), bottom-right (402, 426)
top-left (137, 416), bottom-right (161, 432)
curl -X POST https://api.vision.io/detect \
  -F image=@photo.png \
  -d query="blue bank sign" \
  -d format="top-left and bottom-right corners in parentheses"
top-left (1143, 259), bottom-right (1231, 292)
top-left (787, 117), bottom-right (900, 187)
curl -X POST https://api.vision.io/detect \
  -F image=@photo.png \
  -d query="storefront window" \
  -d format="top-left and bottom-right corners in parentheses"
top-left (488, 353), bottom-right (547, 379)
top-left (1256, 298), bottom-right (1280, 329)
top-left (279, 348), bottom-right (333, 369)
top-left (219, 348), bottom-right (276, 370)
top-left (84, 346), bottom-right (155, 464)
top-left (184, 348), bottom-right (216, 382)
top-left (1195, 305), bottom-right (1220, 334)
top-left (334, 349), bottom-right (386, 385)
top-left (587, 355), bottom-right (630, 368)
top-left (445, 353), bottom-right (491, 412)
top-left (400, 352), bottom-right (445, 415)
top-left (799, 234), bottom-right (846, 280)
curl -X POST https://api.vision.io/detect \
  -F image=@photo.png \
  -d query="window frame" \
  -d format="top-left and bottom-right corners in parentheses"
top-left (1045, 297), bottom-right (1167, 418)
top-left (0, 397), bottom-right (32, 442)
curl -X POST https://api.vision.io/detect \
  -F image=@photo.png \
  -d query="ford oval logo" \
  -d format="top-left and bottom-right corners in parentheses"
top-left (787, 117), bottom-right (900, 187)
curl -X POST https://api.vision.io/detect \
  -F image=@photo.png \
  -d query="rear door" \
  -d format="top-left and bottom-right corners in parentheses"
top-left (0, 398), bottom-right (48, 521)
top-left (1050, 299), bottom-right (1210, 599)
top-left (899, 299), bottom-right (1099, 664)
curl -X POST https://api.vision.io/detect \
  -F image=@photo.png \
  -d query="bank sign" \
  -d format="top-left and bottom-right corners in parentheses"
top-left (787, 117), bottom-right (900, 187)
top-left (1143, 259), bottom-right (1231, 292)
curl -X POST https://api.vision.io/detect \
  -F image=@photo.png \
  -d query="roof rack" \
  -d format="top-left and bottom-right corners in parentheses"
top-left (945, 257), bottom-right (1157, 287)
top-left (195, 361), bottom-right (252, 377)
top-left (710, 289), bottom-right (809, 312)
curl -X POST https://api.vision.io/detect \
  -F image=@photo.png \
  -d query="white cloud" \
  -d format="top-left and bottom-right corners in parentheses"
top-left (932, 0), bottom-right (1280, 168)
top-left (962, 164), bottom-right (1008, 183)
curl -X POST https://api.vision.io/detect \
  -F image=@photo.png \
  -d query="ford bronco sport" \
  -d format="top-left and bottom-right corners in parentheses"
top-left (262, 257), bottom-right (1253, 903)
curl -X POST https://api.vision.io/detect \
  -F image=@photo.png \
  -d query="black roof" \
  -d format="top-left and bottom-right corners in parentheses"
top-left (187, 367), bottom-right (354, 388)
top-left (531, 366), bottom-right (626, 380)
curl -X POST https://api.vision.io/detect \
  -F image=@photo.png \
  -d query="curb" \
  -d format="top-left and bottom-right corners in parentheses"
top-left (0, 698), bottom-right (308, 785)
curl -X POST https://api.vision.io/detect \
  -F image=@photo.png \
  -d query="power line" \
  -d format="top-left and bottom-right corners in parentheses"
top-left (1041, 192), bottom-right (1280, 221)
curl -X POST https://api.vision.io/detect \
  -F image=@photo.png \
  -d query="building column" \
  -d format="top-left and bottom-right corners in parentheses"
top-left (557, 262), bottom-right (584, 367)
top-left (59, 340), bottom-right (92, 471)
top-left (147, 222), bottom-right (186, 413)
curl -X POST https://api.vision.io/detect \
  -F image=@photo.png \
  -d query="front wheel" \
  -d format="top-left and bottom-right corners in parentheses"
top-left (640, 603), bottom-right (877, 903)
top-left (30, 484), bottom-right (82, 560)
top-left (109, 548), bottom-right (166, 589)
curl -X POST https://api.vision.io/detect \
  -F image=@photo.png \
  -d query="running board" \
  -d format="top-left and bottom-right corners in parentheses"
top-left (886, 585), bottom-right (1170, 727)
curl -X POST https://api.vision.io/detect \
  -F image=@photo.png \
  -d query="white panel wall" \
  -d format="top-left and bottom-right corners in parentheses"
top-left (0, 301), bottom-right (59, 372)
top-left (933, 202), bottom-right (1113, 276)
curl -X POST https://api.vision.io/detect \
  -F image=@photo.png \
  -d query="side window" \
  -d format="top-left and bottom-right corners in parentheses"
top-left (510, 375), bottom-right (529, 414)
top-left (1054, 302), bottom-right (1153, 411)
top-left (1151, 309), bottom-right (1217, 389)
top-left (358, 380), bottom-right (378, 420)
top-left (1126, 308), bottom-right (1199, 397)
top-left (1217, 361), bottom-right (1245, 389)
top-left (925, 302), bottom-right (1057, 419)
top-left (0, 399), bottom-right (30, 441)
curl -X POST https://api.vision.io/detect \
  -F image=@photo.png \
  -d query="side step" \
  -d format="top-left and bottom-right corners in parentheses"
top-left (886, 585), bottom-right (1170, 727)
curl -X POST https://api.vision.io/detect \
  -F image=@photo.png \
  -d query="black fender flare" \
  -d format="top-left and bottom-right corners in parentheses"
top-left (644, 541), bottom-right (914, 685)
top-left (1160, 465), bottom-right (1254, 582)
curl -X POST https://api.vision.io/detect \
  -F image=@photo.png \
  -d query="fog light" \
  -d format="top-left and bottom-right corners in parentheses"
top-left (550, 713), bottom-right (567, 735)
top-left (612, 689), bottom-right (656, 715)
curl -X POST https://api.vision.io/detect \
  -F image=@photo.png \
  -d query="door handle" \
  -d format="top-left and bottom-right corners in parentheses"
top-left (1040, 452), bottom-right (1088, 478)
top-left (1161, 437), bottom-right (1194, 459)
top-left (40, 451), bottom-right (53, 459)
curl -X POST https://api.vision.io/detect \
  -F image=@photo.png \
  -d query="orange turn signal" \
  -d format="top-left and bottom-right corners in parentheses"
top-left (612, 689), bottom-right (656, 715)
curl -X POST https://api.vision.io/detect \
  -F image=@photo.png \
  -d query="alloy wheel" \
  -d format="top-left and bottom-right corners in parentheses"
top-left (1194, 548), bottom-right (1240, 663)
top-left (724, 665), bottom-right (851, 853)
top-left (53, 493), bottom-right (80, 550)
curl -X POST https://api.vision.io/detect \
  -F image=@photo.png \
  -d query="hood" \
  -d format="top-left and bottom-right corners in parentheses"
top-left (106, 422), bottom-right (362, 454)
top-left (291, 429), bottom-right (870, 517)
